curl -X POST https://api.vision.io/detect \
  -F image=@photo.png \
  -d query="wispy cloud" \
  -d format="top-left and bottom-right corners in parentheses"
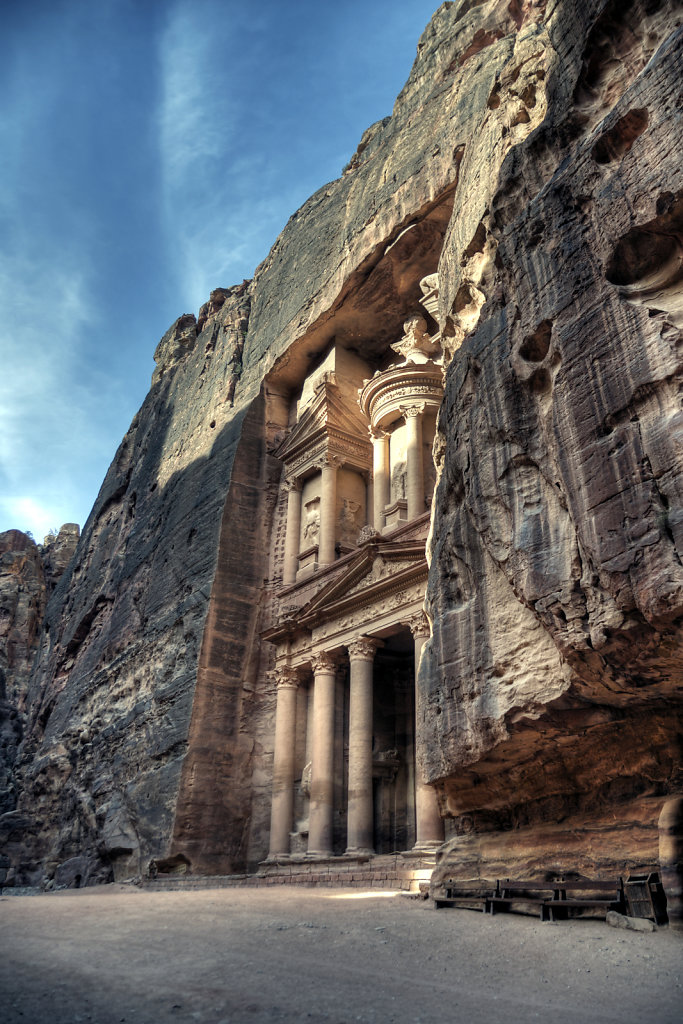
top-left (156, 0), bottom-right (294, 309)
top-left (0, 3), bottom-right (161, 539)
top-left (0, 53), bottom-right (108, 538)
top-left (0, 246), bottom-right (104, 538)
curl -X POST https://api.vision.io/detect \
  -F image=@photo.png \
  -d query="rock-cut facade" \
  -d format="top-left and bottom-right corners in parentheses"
top-left (1, 0), bottom-right (682, 924)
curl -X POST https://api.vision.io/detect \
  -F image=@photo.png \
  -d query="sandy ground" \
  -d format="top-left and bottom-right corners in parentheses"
top-left (0, 884), bottom-right (681, 1024)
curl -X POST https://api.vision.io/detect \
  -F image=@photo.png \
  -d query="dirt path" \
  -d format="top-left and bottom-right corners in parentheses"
top-left (1, 884), bottom-right (680, 1024)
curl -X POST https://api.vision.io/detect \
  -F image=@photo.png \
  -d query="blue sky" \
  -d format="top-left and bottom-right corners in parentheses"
top-left (0, 0), bottom-right (439, 539)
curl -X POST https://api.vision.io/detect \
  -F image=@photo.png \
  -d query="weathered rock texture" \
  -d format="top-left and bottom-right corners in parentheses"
top-left (0, 525), bottom-right (79, 884)
top-left (2, 0), bottom-right (681, 902)
top-left (423, 0), bottom-right (683, 899)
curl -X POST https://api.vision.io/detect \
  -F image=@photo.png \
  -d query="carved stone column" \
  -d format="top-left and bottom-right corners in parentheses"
top-left (318, 457), bottom-right (341, 566)
top-left (402, 404), bottom-right (425, 521)
top-left (370, 428), bottom-right (390, 532)
top-left (409, 613), bottom-right (444, 850)
top-left (268, 667), bottom-right (301, 858)
top-left (346, 637), bottom-right (381, 854)
top-left (282, 477), bottom-right (302, 586)
top-left (308, 651), bottom-right (338, 855)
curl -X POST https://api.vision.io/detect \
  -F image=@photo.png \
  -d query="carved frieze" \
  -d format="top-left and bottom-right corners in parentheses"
top-left (359, 366), bottom-right (444, 430)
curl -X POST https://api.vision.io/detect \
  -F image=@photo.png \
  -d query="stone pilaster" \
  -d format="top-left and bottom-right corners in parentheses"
top-left (268, 667), bottom-right (302, 858)
top-left (346, 637), bottom-right (382, 855)
top-left (370, 428), bottom-right (390, 532)
top-left (318, 456), bottom-right (342, 566)
top-left (409, 612), bottom-right (444, 850)
top-left (308, 650), bottom-right (338, 855)
top-left (282, 477), bottom-right (302, 586)
top-left (402, 404), bottom-right (425, 521)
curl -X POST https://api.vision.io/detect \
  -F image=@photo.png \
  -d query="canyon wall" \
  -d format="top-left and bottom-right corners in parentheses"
top-left (0, 525), bottom-right (79, 885)
top-left (1, 0), bottom-right (681, 896)
top-left (422, 0), bottom-right (683, 887)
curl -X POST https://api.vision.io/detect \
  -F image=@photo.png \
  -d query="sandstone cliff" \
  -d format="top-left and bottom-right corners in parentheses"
top-left (422, 0), bottom-right (683, 892)
top-left (2, 0), bottom-right (681, 897)
top-left (0, 525), bottom-right (79, 885)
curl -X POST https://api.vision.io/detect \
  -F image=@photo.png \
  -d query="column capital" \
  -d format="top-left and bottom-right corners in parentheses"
top-left (406, 612), bottom-right (430, 639)
top-left (369, 425), bottom-right (389, 442)
top-left (310, 650), bottom-right (339, 674)
top-left (314, 452), bottom-right (344, 472)
top-left (269, 666), bottom-right (303, 690)
top-left (284, 475), bottom-right (302, 492)
top-left (400, 401), bottom-right (427, 419)
top-left (347, 636), bottom-right (383, 662)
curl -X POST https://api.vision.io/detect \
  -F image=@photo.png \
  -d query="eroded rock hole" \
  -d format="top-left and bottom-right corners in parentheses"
top-left (487, 84), bottom-right (501, 109)
top-left (511, 106), bottom-right (531, 127)
top-left (530, 368), bottom-right (551, 395)
top-left (462, 221), bottom-right (487, 262)
top-left (519, 320), bottom-right (552, 362)
top-left (592, 107), bottom-right (649, 164)
top-left (606, 224), bottom-right (680, 288)
top-left (606, 195), bottom-right (683, 328)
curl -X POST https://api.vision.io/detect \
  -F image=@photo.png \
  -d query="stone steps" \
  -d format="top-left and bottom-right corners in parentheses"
top-left (143, 852), bottom-right (436, 893)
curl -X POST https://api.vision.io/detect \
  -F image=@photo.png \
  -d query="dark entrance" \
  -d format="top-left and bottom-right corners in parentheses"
top-left (371, 629), bottom-right (416, 853)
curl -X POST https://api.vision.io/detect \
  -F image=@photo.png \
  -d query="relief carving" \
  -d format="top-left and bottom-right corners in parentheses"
top-left (391, 461), bottom-right (407, 500)
top-left (338, 498), bottom-right (361, 545)
top-left (391, 315), bottom-right (441, 364)
top-left (302, 498), bottom-right (320, 546)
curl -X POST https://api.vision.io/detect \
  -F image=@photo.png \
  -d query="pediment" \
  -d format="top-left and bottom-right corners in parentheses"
top-left (274, 381), bottom-right (370, 468)
top-left (297, 539), bottom-right (427, 627)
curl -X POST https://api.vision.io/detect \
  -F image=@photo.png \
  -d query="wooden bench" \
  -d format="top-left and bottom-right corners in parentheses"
top-left (490, 878), bottom-right (625, 921)
top-left (488, 880), bottom-right (559, 919)
top-left (434, 878), bottom-right (497, 912)
top-left (542, 879), bottom-right (625, 921)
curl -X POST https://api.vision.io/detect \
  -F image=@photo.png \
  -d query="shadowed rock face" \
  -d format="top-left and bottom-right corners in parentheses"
top-left (0, 526), bottom-right (79, 884)
top-left (3, 0), bottom-right (681, 891)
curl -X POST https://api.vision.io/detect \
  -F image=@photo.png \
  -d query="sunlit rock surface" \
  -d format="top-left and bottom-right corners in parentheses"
top-left (2, 0), bottom-right (681, 896)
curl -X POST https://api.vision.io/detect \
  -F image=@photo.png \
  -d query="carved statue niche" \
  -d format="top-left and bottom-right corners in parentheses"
top-left (391, 460), bottom-right (407, 500)
top-left (302, 497), bottom-right (320, 547)
top-left (290, 761), bottom-right (312, 854)
top-left (390, 314), bottom-right (442, 364)
top-left (338, 497), bottom-right (361, 546)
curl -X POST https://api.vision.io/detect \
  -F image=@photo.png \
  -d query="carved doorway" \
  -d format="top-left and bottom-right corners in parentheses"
top-left (371, 630), bottom-right (416, 853)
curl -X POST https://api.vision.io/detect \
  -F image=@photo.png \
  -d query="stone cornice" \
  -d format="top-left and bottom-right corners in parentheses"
top-left (274, 381), bottom-right (372, 478)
